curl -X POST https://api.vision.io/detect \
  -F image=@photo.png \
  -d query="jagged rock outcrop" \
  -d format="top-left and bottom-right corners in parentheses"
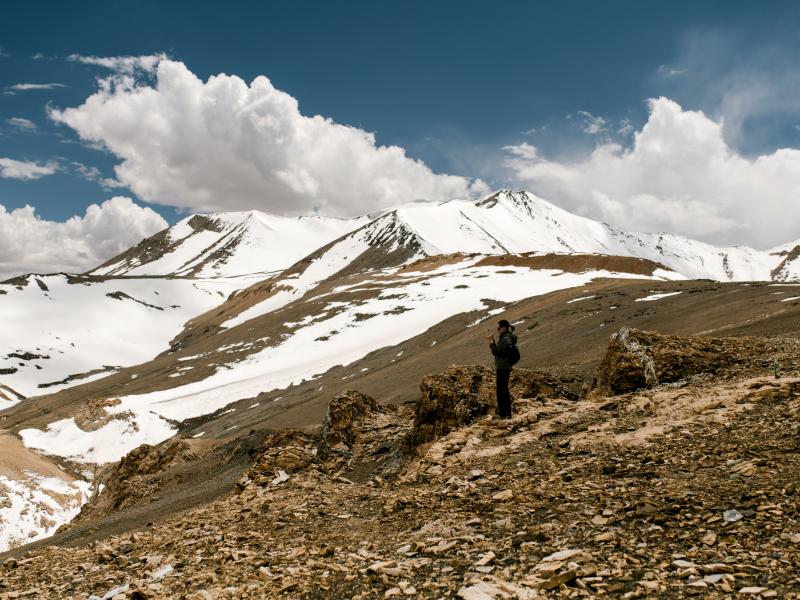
top-left (71, 437), bottom-right (213, 524)
top-left (317, 391), bottom-right (385, 462)
top-left (241, 391), bottom-right (412, 485)
top-left (407, 365), bottom-right (580, 447)
top-left (407, 366), bottom-right (496, 448)
top-left (591, 327), bottom-right (744, 396)
top-left (241, 430), bottom-right (319, 488)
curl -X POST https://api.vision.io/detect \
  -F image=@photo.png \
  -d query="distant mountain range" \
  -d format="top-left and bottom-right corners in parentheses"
top-left (90, 189), bottom-right (800, 282)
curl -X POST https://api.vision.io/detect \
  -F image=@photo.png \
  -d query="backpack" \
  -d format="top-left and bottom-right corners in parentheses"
top-left (507, 341), bottom-right (521, 365)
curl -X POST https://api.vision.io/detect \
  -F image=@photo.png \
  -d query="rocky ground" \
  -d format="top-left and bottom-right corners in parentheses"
top-left (2, 329), bottom-right (800, 598)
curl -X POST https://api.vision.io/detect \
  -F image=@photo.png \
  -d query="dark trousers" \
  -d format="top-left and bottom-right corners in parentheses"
top-left (496, 368), bottom-right (512, 417)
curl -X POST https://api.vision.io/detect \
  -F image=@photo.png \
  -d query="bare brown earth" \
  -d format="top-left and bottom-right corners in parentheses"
top-left (2, 332), bottom-right (800, 598)
top-left (472, 254), bottom-right (664, 276)
top-left (0, 432), bottom-right (74, 482)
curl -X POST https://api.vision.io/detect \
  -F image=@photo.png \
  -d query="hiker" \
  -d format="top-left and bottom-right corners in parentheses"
top-left (486, 319), bottom-right (518, 419)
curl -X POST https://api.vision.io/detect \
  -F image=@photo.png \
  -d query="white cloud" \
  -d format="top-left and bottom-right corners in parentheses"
top-left (616, 119), bottom-right (635, 137)
top-left (50, 59), bottom-right (488, 216)
top-left (6, 117), bottom-right (37, 131)
top-left (67, 53), bottom-right (166, 74)
top-left (659, 30), bottom-right (800, 148)
top-left (31, 52), bottom-right (44, 60)
top-left (0, 48), bottom-right (9, 58)
top-left (0, 197), bottom-right (167, 279)
top-left (575, 110), bottom-right (609, 135)
top-left (657, 64), bottom-right (688, 78)
top-left (504, 97), bottom-right (800, 249)
top-left (0, 158), bottom-right (57, 180)
top-left (4, 83), bottom-right (66, 95)
top-left (71, 162), bottom-right (124, 190)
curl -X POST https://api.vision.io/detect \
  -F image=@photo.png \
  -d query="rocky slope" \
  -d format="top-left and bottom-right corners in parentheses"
top-left (2, 330), bottom-right (800, 598)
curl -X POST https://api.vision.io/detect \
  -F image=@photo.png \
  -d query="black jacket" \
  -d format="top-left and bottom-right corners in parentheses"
top-left (490, 331), bottom-right (518, 370)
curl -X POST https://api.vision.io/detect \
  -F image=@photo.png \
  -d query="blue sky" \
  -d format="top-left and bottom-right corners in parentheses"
top-left (2, 1), bottom-right (800, 260)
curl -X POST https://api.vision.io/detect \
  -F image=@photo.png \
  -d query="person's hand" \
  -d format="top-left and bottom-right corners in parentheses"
top-left (485, 328), bottom-right (494, 341)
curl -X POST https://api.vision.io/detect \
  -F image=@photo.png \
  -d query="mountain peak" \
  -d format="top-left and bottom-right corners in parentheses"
top-left (90, 210), bottom-right (366, 278)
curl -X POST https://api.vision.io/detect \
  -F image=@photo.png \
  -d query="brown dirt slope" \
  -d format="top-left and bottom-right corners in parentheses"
top-left (2, 332), bottom-right (800, 598)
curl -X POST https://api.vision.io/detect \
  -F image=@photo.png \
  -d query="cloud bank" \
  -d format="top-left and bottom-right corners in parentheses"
top-left (0, 197), bottom-right (167, 279)
top-left (50, 59), bottom-right (487, 216)
top-left (505, 97), bottom-right (800, 248)
top-left (0, 158), bottom-right (57, 180)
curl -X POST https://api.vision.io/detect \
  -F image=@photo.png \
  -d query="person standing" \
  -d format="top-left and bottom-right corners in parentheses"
top-left (486, 319), bottom-right (517, 419)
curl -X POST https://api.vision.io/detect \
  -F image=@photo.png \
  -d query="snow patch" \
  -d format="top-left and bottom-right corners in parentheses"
top-left (635, 291), bottom-right (684, 302)
top-left (566, 295), bottom-right (595, 304)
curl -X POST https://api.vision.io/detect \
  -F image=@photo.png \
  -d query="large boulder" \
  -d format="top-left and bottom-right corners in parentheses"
top-left (591, 327), bottom-right (741, 396)
top-left (315, 390), bottom-right (410, 480)
top-left (243, 429), bottom-right (318, 487)
top-left (408, 365), bottom-right (494, 448)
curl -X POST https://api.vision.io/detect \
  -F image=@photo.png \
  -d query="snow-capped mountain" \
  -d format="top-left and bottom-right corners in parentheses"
top-left (332, 189), bottom-right (792, 282)
top-left (89, 189), bottom-right (798, 283)
top-left (90, 211), bottom-right (367, 277)
top-left (770, 240), bottom-right (800, 281)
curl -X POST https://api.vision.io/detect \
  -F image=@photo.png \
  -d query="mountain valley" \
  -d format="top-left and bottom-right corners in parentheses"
top-left (0, 190), bottom-right (799, 597)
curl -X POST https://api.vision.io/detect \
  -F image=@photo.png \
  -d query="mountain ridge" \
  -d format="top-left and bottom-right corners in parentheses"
top-left (85, 189), bottom-right (800, 283)
top-left (89, 211), bottom-right (368, 278)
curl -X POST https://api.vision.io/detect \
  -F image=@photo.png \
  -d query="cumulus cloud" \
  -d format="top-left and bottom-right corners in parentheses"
top-left (0, 158), bottom-right (57, 180)
top-left (504, 97), bottom-right (800, 249)
top-left (0, 197), bottom-right (167, 279)
top-left (6, 117), bottom-right (37, 131)
top-left (4, 82), bottom-right (66, 95)
top-left (49, 59), bottom-right (488, 216)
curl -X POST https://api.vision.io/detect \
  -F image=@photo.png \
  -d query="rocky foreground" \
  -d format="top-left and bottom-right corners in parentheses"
top-left (2, 329), bottom-right (800, 599)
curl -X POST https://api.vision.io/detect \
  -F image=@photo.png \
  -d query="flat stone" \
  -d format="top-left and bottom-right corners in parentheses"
top-left (491, 489), bottom-right (513, 501)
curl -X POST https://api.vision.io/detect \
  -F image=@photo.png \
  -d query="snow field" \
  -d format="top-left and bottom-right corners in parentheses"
top-left (0, 274), bottom-right (253, 398)
top-left (0, 472), bottom-right (91, 552)
top-left (94, 211), bottom-right (366, 278)
top-left (20, 258), bottom-right (681, 464)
